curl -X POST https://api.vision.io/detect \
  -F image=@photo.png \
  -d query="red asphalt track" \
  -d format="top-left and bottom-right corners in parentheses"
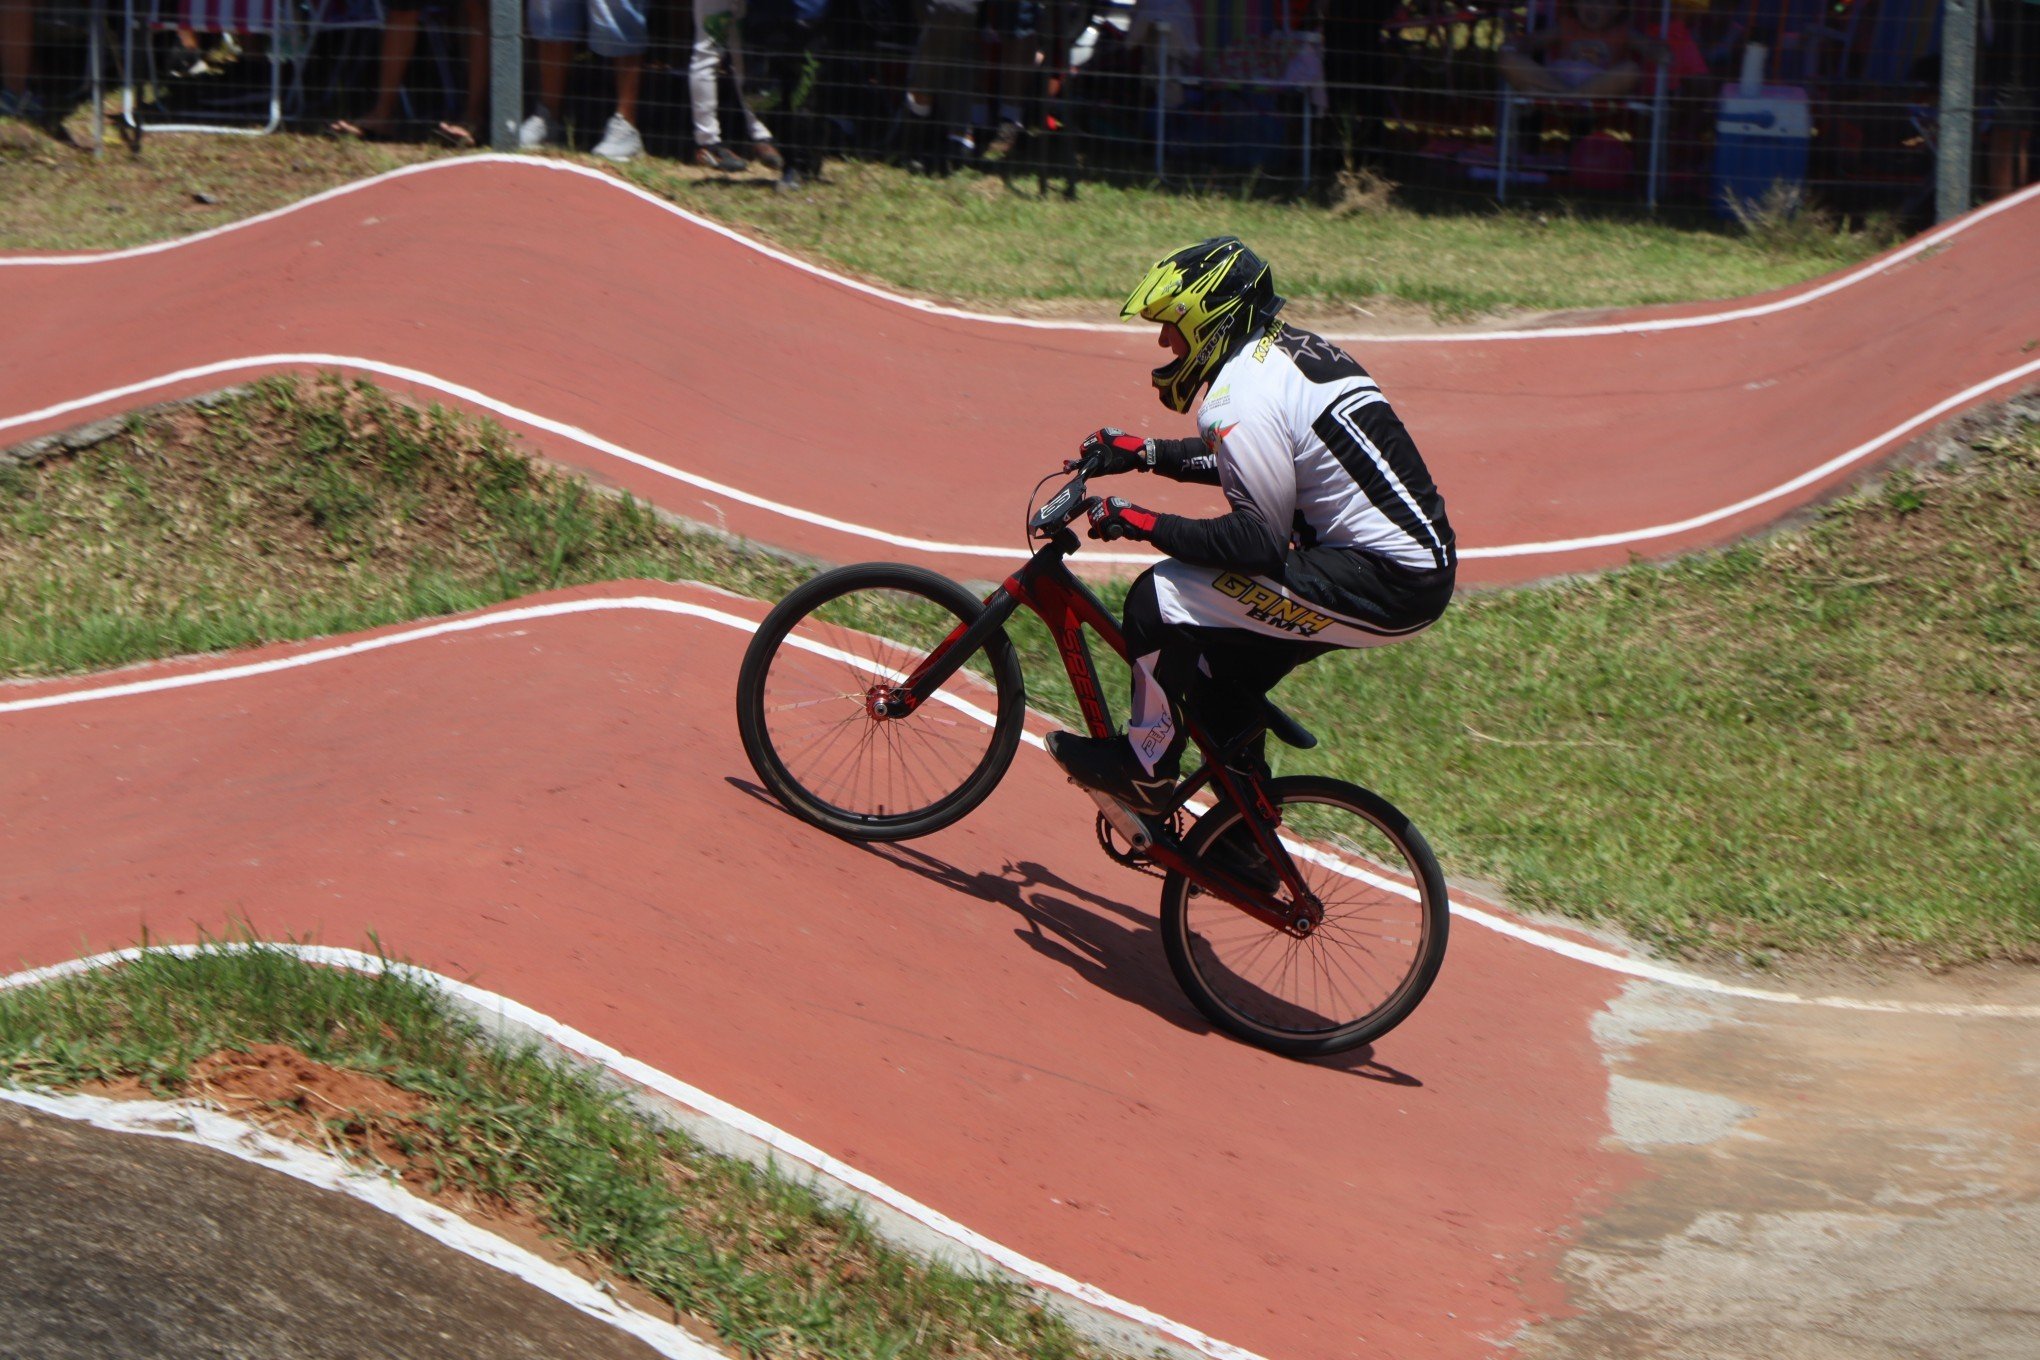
top-left (0, 582), bottom-right (1632, 1360)
top-left (4, 158), bottom-right (2038, 586)
top-left (4, 165), bottom-right (2038, 1358)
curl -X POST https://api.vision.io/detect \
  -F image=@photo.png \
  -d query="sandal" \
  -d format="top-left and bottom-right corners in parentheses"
top-left (432, 121), bottom-right (477, 149)
top-left (328, 117), bottom-right (400, 142)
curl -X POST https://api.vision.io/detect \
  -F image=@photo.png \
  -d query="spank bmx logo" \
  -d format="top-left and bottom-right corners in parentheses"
top-left (1213, 572), bottom-right (1336, 636)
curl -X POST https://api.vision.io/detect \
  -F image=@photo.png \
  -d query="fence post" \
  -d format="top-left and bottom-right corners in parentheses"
top-left (1154, 24), bottom-right (1170, 180)
top-left (1646, 0), bottom-right (1671, 210)
top-left (1300, 93), bottom-right (1311, 186)
top-left (490, 0), bottom-right (523, 151)
top-left (1937, 0), bottom-right (1978, 221)
top-left (1497, 90), bottom-right (1513, 203)
top-left (89, 0), bottom-right (105, 155)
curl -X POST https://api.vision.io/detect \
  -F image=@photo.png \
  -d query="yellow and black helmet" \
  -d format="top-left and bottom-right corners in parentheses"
top-left (1121, 236), bottom-right (1285, 413)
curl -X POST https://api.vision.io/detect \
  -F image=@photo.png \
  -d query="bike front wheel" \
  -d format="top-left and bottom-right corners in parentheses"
top-left (735, 563), bottom-right (1027, 841)
top-left (1160, 776), bottom-right (1449, 1057)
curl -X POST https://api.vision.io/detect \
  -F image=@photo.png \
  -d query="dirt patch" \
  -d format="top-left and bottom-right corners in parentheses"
top-left (188, 1042), bottom-right (431, 1140)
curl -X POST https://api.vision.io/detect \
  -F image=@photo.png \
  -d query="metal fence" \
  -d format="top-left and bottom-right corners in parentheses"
top-left (23, 0), bottom-right (2036, 222)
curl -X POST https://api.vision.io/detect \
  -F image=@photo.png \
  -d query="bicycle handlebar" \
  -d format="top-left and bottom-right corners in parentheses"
top-left (1027, 449), bottom-right (1105, 536)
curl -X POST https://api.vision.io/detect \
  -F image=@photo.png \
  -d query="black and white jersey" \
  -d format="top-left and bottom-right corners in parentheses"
top-left (1193, 321), bottom-right (1455, 574)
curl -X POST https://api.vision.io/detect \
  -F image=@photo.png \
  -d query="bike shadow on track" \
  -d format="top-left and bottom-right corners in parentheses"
top-left (724, 777), bottom-right (1422, 1085)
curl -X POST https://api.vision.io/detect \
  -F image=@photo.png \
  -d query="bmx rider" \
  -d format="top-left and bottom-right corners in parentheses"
top-left (1046, 236), bottom-right (1458, 815)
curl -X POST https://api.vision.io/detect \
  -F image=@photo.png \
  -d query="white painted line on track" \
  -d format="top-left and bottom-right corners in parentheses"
top-left (1467, 356), bottom-right (2040, 556)
top-left (0, 355), bottom-right (1145, 566)
top-left (4, 593), bottom-right (2034, 1021)
top-left (3, 155), bottom-right (2037, 344)
top-left (0, 1082), bottom-right (724, 1360)
top-left (7, 354), bottom-right (2038, 567)
top-left (0, 944), bottom-right (1271, 1360)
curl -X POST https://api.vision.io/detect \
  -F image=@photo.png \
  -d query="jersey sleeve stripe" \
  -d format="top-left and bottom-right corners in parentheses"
top-left (1314, 392), bottom-right (1456, 570)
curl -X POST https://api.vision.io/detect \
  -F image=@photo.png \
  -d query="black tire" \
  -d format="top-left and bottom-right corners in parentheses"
top-left (1160, 776), bottom-right (1449, 1057)
top-left (735, 563), bottom-right (1027, 841)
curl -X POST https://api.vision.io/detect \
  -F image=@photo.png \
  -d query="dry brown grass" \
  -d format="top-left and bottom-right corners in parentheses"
top-left (1327, 163), bottom-right (1397, 217)
top-left (1, 113), bottom-right (439, 252)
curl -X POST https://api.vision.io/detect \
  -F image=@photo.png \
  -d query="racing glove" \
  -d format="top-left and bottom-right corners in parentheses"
top-left (1085, 496), bottom-right (1159, 542)
top-left (1069, 428), bottom-right (1156, 476)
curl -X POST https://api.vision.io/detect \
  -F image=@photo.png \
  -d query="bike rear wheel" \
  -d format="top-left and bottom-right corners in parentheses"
top-left (735, 563), bottom-right (1027, 841)
top-left (1160, 776), bottom-right (1449, 1057)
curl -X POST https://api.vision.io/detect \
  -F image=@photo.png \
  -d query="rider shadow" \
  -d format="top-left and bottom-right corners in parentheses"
top-left (724, 776), bottom-right (1423, 1086)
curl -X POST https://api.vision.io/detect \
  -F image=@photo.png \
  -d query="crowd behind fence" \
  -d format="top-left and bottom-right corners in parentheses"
top-left (4, 0), bottom-right (2035, 221)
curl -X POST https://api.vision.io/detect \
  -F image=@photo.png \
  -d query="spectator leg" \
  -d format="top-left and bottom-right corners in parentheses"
top-left (909, 0), bottom-right (977, 161)
top-left (612, 49), bottom-right (638, 123)
top-left (990, 29), bottom-right (1036, 152)
top-left (332, 8), bottom-right (420, 137)
top-left (1, 0), bottom-right (33, 105)
top-left (367, 12), bottom-right (420, 126)
top-left (689, 0), bottom-right (723, 146)
top-left (1988, 122), bottom-right (2029, 196)
top-left (452, 0), bottom-right (488, 138)
top-left (728, 14), bottom-right (769, 146)
top-left (534, 38), bottom-right (571, 115)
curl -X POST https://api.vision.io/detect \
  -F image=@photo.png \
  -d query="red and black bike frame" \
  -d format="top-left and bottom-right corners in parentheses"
top-left (893, 524), bottom-right (1322, 937)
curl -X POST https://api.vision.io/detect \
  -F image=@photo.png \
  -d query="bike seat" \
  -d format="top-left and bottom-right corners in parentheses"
top-left (1261, 699), bottom-right (1317, 750)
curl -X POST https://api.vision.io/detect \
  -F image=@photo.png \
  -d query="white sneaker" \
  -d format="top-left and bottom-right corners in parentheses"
top-left (517, 107), bottom-right (556, 150)
top-left (592, 113), bottom-right (642, 162)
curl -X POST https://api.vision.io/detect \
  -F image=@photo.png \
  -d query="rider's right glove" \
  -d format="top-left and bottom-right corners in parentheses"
top-left (1067, 428), bottom-right (1156, 477)
top-left (1085, 496), bottom-right (1159, 542)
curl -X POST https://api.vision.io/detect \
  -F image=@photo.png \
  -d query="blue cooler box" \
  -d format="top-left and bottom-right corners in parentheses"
top-left (1713, 85), bottom-right (1811, 215)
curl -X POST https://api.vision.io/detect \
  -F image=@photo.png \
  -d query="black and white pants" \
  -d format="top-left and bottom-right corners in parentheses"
top-left (1120, 548), bottom-right (1453, 775)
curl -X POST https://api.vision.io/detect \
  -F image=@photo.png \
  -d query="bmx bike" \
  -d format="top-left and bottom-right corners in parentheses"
top-left (734, 453), bottom-right (1449, 1056)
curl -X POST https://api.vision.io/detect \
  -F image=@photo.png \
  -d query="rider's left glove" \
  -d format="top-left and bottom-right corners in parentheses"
top-left (1067, 428), bottom-right (1156, 477)
top-left (1085, 496), bottom-right (1159, 542)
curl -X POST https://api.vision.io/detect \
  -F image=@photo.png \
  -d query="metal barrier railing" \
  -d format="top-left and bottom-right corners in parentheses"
top-left (32, 2), bottom-right (2032, 222)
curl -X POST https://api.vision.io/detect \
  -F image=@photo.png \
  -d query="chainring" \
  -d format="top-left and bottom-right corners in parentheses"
top-left (1094, 809), bottom-right (1187, 878)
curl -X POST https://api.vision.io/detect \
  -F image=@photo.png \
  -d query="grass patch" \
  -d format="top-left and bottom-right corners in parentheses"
top-left (0, 936), bottom-right (1127, 1359)
top-left (4, 381), bottom-right (2034, 966)
top-left (617, 157), bottom-right (1892, 322)
top-left (0, 125), bottom-right (439, 253)
top-left (0, 126), bottom-right (1898, 321)
top-left (0, 374), bottom-right (804, 677)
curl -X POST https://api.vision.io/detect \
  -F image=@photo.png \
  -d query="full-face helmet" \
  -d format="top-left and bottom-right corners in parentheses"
top-left (1120, 237), bottom-right (1285, 413)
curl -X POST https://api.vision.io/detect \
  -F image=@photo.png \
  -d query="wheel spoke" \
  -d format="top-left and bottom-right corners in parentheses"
top-left (740, 572), bottom-right (1019, 838)
top-left (1168, 782), bottom-right (1446, 1051)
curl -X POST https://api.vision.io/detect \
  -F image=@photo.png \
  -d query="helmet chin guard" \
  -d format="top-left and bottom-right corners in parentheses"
top-left (1122, 237), bottom-right (1283, 413)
